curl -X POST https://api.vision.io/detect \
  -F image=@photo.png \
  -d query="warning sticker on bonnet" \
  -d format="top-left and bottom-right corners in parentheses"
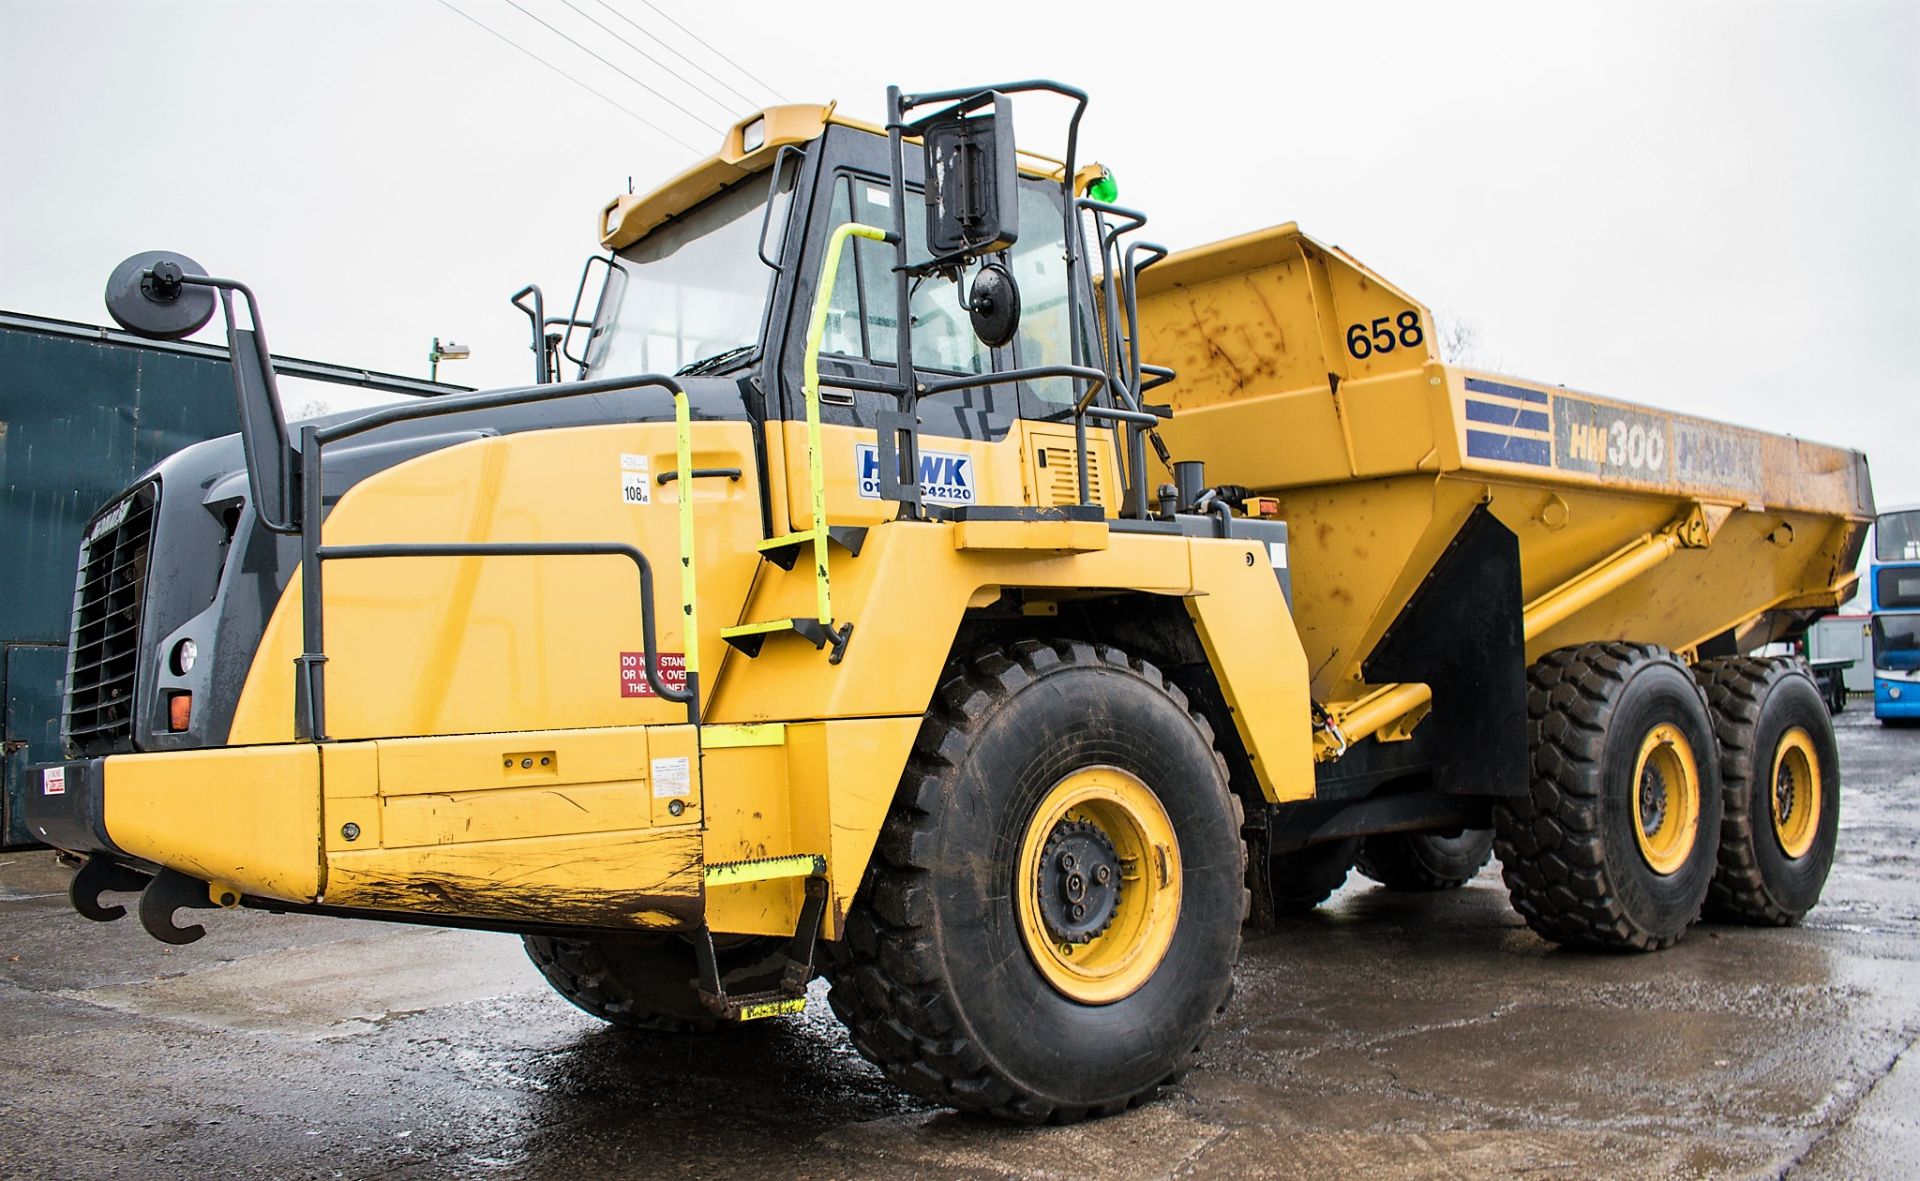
top-left (620, 453), bottom-right (651, 506)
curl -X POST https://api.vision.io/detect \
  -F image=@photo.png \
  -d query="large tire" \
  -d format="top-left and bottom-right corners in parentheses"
top-left (827, 639), bottom-right (1247, 1122)
top-left (1356, 828), bottom-right (1495, 891)
top-left (1694, 657), bottom-right (1841, 925)
top-left (1265, 837), bottom-right (1362, 913)
top-left (522, 932), bottom-right (791, 1033)
top-left (1494, 643), bottom-right (1724, 952)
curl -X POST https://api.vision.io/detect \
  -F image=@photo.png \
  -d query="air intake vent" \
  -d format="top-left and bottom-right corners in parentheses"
top-left (66, 483), bottom-right (157, 756)
top-left (1037, 444), bottom-right (1104, 508)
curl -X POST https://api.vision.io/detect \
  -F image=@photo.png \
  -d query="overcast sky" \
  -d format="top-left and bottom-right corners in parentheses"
top-left (3, 0), bottom-right (1915, 513)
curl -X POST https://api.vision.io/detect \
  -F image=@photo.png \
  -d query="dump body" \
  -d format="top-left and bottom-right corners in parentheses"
top-left (1135, 224), bottom-right (1874, 715)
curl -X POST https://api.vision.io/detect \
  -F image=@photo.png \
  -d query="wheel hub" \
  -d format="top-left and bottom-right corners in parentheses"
top-left (1770, 727), bottom-right (1821, 859)
top-left (1630, 722), bottom-right (1700, 877)
top-left (1036, 819), bottom-right (1122, 944)
top-left (1639, 763), bottom-right (1669, 837)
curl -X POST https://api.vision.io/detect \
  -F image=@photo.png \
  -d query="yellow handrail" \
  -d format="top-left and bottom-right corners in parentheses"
top-left (673, 386), bottom-right (699, 683)
top-left (799, 221), bottom-right (889, 624)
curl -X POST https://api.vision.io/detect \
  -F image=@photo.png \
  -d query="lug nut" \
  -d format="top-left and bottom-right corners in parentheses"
top-left (1094, 864), bottom-right (1111, 885)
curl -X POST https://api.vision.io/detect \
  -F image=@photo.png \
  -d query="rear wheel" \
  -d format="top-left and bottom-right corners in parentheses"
top-left (827, 639), bottom-right (1246, 1122)
top-left (522, 932), bottom-right (790, 1032)
top-left (1494, 642), bottom-right (1724, 952)
top-left (1694, 657), bottom-right (1841, 925)
top-left (1357, 828), bottom-right (1495, 891)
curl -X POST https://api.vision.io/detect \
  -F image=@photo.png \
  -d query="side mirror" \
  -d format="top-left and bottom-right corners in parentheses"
top-left (922, 92), bottom-right (1019, 260)
top-left (104, 251), bottom-right (217, 340)
top-left (967, 262), bottom-right (1021, 349)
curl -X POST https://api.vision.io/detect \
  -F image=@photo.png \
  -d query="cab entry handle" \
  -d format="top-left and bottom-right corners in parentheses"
top-left (657, 468), bottom-right (742, 485)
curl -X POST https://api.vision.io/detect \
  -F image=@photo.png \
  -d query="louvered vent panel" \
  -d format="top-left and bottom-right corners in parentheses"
top-left (65, 483), bottom-right (157, 756)
top-left (1039, 446), bottom-right (1104, 508)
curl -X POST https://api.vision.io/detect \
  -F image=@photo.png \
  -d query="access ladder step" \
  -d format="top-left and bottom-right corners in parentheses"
top-left (757, 525), bottom-right (867, 570)
top-left (719, 991), bottom-right (808, 1022)
top-left (695, 873), bottom-right (830, 1021)
top-left (719, 617), bottom-right (854, 662)
top-left (703, 853), bottom-right (827, 887)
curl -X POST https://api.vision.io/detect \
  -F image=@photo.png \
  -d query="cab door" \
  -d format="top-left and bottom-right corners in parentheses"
top-left (770, 127), bottom-right (1103, 532)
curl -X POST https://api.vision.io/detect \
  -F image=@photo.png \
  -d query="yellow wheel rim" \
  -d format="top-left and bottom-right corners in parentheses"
top-left (1770, 727), bottom-right (1822, 859)
top-left (1014, 767), bottom-right (1182, 1005)
top-left (1630, 723), bottom-right (1702, 876)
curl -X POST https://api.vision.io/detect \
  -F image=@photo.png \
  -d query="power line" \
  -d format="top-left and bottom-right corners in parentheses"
top-left (555, 0), bottom-right (746, 122)
top-left (589, 0), bottom-right (764, 111)
top-left (497, 0), bottom-right (725, 134)
top-left (587, 0), bottom-right (768, 109)
top-left (612, 0), bottom-right (787, 105)
top-left (432, 0), bottom-right (702, 151)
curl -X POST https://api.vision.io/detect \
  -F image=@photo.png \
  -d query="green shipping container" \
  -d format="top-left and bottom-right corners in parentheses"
top-left (0, 311), bottom-right (459, 847)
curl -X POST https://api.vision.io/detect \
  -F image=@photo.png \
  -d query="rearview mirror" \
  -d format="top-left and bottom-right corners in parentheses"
top-left (922, 92), bottom-right (1019, 260)
top-left (104, 250), bottom-right (216, 340)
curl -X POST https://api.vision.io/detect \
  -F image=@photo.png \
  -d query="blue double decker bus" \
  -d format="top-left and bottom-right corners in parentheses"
top-left (1872, 505), bottom-right (1920, 722)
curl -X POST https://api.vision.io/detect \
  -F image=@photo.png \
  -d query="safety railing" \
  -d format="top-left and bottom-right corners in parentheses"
top-left (293, 373), bottom-right (701, 739)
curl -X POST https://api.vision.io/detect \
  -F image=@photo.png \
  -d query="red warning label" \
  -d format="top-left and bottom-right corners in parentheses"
top-left (620, 651), bottom-right (686, 698)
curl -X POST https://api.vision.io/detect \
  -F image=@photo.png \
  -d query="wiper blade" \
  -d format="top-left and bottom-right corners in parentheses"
top-left (674, 345), bottom-right (756, 377)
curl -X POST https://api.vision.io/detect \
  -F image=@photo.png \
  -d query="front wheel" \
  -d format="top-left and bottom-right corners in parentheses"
top-left (828, 639), bottom-right (1247, 1122)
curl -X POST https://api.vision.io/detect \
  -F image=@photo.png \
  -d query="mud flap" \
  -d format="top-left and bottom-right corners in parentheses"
top-left (1362, 503), bottom-right (1528, 797)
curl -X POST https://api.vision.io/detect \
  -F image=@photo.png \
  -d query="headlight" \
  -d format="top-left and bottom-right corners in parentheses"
top-left (170, 638), bottom-right (197, 675)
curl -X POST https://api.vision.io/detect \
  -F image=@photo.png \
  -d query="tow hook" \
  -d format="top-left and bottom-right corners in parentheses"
top-left (69, 854), bottom-right (153, 923)
top-left (138, 868), bottom-right (219, 945)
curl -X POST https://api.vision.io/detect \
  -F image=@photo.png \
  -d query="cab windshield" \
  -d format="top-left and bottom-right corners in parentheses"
top-left (1874, 615), bottom-right (1920, 672)
top-left (583, 182), bottom-right (773, 379)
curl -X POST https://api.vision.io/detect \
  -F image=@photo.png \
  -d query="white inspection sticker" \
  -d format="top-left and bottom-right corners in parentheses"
top-left (620, 453), bottom-right (651, 506)
top-left (1268, 541), bottom-right (1288, 569)
top-left (650, 756), bottom-right (691, 799)
top-left (42, 766), bottom-right (65, 796)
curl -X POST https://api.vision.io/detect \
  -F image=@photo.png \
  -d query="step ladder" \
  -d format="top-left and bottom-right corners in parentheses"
top-left (719, 222), bottom-right (889, 665)
top-left (696, 854), bottom-right (829, 1021)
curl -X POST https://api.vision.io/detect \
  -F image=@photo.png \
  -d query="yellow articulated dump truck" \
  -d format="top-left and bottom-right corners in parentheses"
top-left (29, 81), bottom-right (1872, 1121)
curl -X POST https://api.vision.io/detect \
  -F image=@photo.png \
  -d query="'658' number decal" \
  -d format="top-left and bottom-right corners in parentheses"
top-left (1345, 311), bottom-right (1424, 359)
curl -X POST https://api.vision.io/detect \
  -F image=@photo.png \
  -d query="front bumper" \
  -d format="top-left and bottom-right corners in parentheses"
top-left (22, 745), bottom-right (326, 905)
top-left (1875, 677), bottom-right (1920, 718)
top-left (21, 758), bottom-right (117, 857)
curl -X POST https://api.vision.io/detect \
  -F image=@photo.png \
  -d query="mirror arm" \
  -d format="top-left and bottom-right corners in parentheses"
top-left (192, 275), bottom-right (297, 533)
top-left (510, 284), bottom-right (549, 384)
top-left (560, 254), bottom-right (615, 374)
top-left (757, 144), bottom-right (805, 270)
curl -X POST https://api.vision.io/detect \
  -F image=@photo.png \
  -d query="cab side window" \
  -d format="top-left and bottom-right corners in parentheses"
top-left (819, 175), bottom-right (992, 377)
top-left (1006, 182), bottom-right (1075, 415)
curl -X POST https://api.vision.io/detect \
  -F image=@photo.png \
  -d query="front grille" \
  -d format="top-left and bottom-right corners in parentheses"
top-left (65, 483), bottom-right (158, 755)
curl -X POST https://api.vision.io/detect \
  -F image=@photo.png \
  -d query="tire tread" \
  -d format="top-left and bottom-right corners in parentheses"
top-left (826, 639), bottom-right (1245, 1123)
top-left (1493, 641), bottom-right (1718, 952)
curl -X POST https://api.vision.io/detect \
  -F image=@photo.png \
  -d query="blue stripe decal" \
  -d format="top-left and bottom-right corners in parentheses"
top-left (1465, 400), bottom-right (1550, 433)
top-left (1464, 377), bottom-right (1550, 405)
top-left (1467, 429), bottom-right (1552, 466)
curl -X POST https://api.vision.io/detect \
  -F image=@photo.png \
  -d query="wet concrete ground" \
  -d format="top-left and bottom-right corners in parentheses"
top-left (2, 709), bottom-right (1914, 1180)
